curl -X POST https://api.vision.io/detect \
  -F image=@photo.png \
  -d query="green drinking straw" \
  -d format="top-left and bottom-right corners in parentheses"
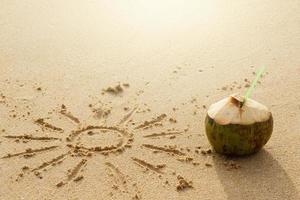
top-left (242, 66), bottom-right (266, 106)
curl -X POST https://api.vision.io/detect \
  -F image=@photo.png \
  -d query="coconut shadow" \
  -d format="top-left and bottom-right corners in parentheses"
top-left (212, 149), bottom-right (299, 200)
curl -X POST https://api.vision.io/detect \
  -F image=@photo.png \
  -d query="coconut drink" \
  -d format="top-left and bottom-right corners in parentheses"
top-left (205, 94), bottom-right (273, 155)
top-left (205, 66), bottom-right (273, 155)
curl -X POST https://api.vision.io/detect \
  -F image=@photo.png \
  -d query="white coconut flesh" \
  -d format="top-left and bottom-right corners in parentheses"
top-left (207, 94), bottom-right (271, 125)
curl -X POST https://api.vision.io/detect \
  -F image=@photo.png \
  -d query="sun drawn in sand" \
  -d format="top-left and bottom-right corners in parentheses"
top-left (2, 98), bottom-right (199, 198)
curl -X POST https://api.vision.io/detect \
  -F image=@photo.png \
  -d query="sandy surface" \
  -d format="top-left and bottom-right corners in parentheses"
top-left (0, 0), bottom-right (300, 199)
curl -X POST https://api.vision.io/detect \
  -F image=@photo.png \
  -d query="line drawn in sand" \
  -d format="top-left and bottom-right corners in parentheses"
top-left (105, 162), bottom-right (141, 199)
top-left (2, 146), bottom-right (59, 159)
top-left (143, 131), bottom-right (182, 138)
top-left (35, 118), bottom-right (64, 132)
top-left (3, 135), bottom-right (60, 141)
top-left (56, 159), bottom-right (87, 187)
top-left (131, 157), bottom-right (166, 174)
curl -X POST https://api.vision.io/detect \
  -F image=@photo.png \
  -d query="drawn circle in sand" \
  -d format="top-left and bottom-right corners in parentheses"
top-left (66, 126), bottom-right (133, 155)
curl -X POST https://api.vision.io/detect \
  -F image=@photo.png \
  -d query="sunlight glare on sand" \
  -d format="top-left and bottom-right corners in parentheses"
top-left (116, 0), bottom-right (218, 31)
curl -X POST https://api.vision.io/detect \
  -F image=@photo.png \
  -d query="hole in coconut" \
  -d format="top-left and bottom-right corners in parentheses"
top-left (230, 95), bottom-right (244, 108)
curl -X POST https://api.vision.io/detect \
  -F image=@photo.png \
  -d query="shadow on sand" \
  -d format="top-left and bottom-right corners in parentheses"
top-left (213, 149), bottom-right (299, 200)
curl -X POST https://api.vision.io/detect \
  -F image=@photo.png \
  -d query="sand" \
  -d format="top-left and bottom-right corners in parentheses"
top-left (0, 0), bottom-right (300, 199)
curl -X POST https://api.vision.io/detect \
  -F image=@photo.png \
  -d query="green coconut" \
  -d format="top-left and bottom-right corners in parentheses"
top-left (205, 94), bottom-right (273, 156)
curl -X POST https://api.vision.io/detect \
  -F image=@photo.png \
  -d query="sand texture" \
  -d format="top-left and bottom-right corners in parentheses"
top-left (0, 0), bottom-right (300, 199)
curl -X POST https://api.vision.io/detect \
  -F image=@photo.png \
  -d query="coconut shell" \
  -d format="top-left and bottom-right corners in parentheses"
top-left (205, 95), bottom-right (273, 155)
top-left (205, 114), bottom-right (273, 155)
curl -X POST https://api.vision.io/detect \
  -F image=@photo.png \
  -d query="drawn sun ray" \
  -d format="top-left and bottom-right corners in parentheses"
top-left (59, 105), bottom-right (81, 124)
top-left (3, 135), bottom-right (60, 141)
top-left (2, 145), bottom-right (59, 159)
top-left (119, 106), bottom-right (138, 125)
top-left (34, 118), bottom-right (64, 132)
top-left (31, 152), bottom-right (70, 172)
top-left (142, 144), bottom-right (186, 156)
top-left (56, 159), bottom-right (87, 187)
top-left (105, 161), bottom-right (141, 199)
top-left (105, 162), bottom-right (127, 188)
top-left (131, 157), bottom-right (166, 174)
top-left (143, 131), bottom-right (182, 138)
top-left (134, 114), bottom-right (167, 130)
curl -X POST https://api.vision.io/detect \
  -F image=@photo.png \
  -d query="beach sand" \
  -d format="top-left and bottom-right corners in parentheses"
top-left (0, 0), bottom-right (299, 199)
